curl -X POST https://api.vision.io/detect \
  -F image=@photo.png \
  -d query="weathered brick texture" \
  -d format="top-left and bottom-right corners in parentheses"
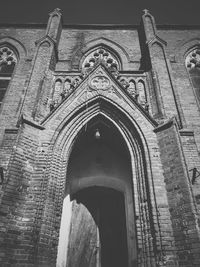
top-left (0, 8), bottom-right (200, 267)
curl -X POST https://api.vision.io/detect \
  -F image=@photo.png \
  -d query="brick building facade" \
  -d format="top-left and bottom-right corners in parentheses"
top-left (0, 8), bottom-right (200, 267)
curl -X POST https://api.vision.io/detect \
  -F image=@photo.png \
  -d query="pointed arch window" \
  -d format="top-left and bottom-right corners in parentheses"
top-left (186, 48), bottom-right (200, 103)
top-left (0, 46), bottom-right (17, 107)
top-left (82, 47), bottom-right (120, 76)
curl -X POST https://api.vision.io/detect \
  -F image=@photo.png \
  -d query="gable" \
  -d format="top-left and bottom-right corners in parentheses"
top-left (42, 64), bottom-right (157, 136)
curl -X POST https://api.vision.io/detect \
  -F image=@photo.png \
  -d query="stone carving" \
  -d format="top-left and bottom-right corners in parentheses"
top-left (118, 76), bottom-right (149, 112)
top-left (90, 76), bottom-right (110, 90)
top-left (127, 80), bottom-right (137, 97)
top-left (49, 73), bottom-right (149, 113)
top-left (53, 80), bottom-right (62, 105)
top-left (64, 79), bottom-right (71, 92)
top-left (48, 75), bottom-right (82, 111)
top-left (0, 46), bottom-right (17, 68)
top-left (186, 48), bottom-right (200, 69)
top-left (120, 78), bottom-right (129, 89)
top-left (62, 78), bottom-right (73, 99)
top-left (82, 47), bottom-right (119, 76)
top-left (137, 81), bottom-right (146, 105)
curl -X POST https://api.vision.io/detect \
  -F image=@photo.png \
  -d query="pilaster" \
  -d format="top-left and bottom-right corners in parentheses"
top-left (154, 118), bottom-right (200, 265)
top-left (140, 10), bottom-right (185, 127)
top-left (22, 8), bottom-right (62, 120)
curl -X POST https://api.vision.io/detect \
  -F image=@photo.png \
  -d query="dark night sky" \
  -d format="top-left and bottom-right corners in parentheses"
top-left (1, 0), bottom-right (200, 25)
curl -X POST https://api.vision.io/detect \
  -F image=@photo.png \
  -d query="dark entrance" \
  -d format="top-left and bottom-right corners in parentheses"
top-left (73, 186), bottom-right (128, 267)
top-left (64, 116), bottom-right (136, 267)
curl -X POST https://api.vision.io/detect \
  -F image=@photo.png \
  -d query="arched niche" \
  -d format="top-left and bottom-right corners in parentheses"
top-left (53, 79), bottom-right (62, 105)
top-left (137, 79), bottom-right (147, 106)
top-left (57, 115), bottom-right (135, 267)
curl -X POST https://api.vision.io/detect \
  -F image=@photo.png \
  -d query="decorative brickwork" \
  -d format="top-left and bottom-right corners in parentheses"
top-left (0, 8), bottom-right (200, 267)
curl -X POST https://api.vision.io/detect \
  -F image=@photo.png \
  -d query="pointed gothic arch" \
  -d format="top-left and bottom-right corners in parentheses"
top-left (71, 38), bottom-right (130, 71)
top-left (52, 96), bottom-right (160, 267)
top-left (80, 45), bottom-right (121, 73)
top-left (0, 37), bottom-right (27, 113)
top-left (62, 115), bottom-right (132, 267)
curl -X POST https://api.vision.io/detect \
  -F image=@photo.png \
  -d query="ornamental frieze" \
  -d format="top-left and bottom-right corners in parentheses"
top-left (89, 75), bottom-right (111, 91)
top-left (48, 69), bottom-right (149, 113)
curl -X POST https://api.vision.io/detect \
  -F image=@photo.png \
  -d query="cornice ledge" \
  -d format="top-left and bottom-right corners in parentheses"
top-left (4, 128), bottom-right (19, 134)
top-left (17, 114), bottom-right (45, 130)
top-left (49, 8), bottom-right (62, 17)
top-left (153, 117), bottom-right (176, 133)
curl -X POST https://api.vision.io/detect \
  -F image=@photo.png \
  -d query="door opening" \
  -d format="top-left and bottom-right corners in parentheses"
top-left (57, 116), bottom-right (137, 267)
top-left (70, 187), bottom-right (128, 267)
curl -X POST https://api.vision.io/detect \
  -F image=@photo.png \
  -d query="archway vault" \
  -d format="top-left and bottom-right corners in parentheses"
top-left (51, 94), bottom-right (161, 267)
top-left (65, 115), bottom-right (133, 266)
top-left (71, 186), bottom-right (129, 267)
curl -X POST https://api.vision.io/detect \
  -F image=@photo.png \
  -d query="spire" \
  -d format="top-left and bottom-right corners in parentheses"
top-left (141, 9), bottom-right (157, 42)
top-left (46, 8), bottom-right (63, 42)
top-left (143, 9), bottom-right (149, 15)
top-left (49, 8), bottom-right (62, 16)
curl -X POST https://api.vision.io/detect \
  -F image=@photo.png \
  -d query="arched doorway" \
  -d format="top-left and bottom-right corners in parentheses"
top-left (69, 187), bottom-right (128, 267)
top-left (57, 115), bottom-right (137, 267)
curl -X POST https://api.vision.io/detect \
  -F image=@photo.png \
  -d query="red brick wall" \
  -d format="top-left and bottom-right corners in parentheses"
top-left (0, 10), bottom-right (200, 267)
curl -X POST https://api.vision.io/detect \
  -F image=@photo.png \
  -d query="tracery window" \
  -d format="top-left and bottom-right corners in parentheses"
top-left (0, 46), bottom-right (17, 107)
top-left (186, 48), bottom-right (200, 103)
top-left (82, 47), bottom-right (120, 76)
